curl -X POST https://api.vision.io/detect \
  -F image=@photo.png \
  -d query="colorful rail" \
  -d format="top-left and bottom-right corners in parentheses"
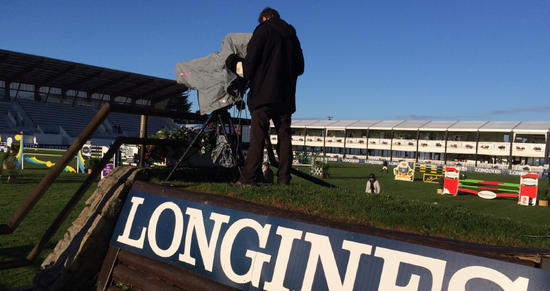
top-left (443, 167), bottom-right (539, 206)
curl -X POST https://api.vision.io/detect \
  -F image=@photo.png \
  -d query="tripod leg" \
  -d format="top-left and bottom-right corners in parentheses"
top-left (264, 137), bottom-right (336, 188)
top-left (217, 114), bottom-right (244, 176)
top-left (165, 114), bottom-right (215, 181)
top-left (225, 114), bottom-right (245, 170)
top-left (264, 136), bottom-right (278, 166)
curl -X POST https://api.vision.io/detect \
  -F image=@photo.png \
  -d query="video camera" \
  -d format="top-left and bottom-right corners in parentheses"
top-left (175, 33), bottom-right (251, 115)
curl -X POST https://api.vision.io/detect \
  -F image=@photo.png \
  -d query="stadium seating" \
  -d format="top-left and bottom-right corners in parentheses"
top-left (108, 112), bottom-right (175, 137)
top-left (0, 99), bottom-right (176, 145)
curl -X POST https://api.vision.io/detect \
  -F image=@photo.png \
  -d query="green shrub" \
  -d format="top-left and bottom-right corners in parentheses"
top-left (1, 152), bottom-right (20, 183)
top-left (148, 127), bottom-right (216, 165)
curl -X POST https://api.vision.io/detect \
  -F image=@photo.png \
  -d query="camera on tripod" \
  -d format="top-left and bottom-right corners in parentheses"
top-left (175, 33), bottom-right (251, 115)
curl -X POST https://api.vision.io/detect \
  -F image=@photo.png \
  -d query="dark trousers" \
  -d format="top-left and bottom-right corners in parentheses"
top-left (240, 106), bottom-right (292, 184)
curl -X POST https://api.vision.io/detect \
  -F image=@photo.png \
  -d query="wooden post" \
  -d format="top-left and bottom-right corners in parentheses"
top-left (1, 103), bottom-right (111, 233)
top-left (138, 114), bottom-right (148, 167)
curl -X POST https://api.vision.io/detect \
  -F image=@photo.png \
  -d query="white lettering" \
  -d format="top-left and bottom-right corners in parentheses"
top-left (301, 232), bottom-right (372, 291)
top-left (116, 196), bottom-right (147, 249)
top-left (264, 226), bottom-right (303, 291)
top-left (374, 247), bottom-right (446, 291)
top-left (220, 218), bottom-right (272, 287)
top-left (147, 202), bottom-right (184, 258)
top-left (179, 208), bottom-right (230, 271)
top-left (448, 266), bottom-right (529, 291)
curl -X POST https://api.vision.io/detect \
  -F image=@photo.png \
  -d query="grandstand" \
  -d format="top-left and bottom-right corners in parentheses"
top-left (273, 120), bottom-right (550, 171)
top-left (0, 49), bottom-right (185, 146)
top-left (0, 97), bottom-right (176, 146)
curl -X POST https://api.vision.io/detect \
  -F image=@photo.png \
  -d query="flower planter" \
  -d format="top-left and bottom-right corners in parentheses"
top-left (539, 200), bottom-right (548, 207)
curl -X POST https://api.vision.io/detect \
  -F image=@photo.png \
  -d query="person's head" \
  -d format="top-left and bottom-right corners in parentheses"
top-left (369, 173), bottom-right (376, 181)
top-left (262, 162), bottom-right (270, 171)
top-left (258, 7), bottom-right (280, 23)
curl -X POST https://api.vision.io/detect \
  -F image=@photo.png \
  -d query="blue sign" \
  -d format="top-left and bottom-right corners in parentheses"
top-left (111, 190), bottom-right (550, 290)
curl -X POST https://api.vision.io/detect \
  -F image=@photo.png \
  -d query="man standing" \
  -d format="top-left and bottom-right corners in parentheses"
top-left (227, 7), bottom-right (304, 185)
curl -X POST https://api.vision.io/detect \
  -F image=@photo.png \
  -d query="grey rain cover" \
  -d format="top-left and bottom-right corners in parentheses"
top-left (175, 33), bottom-right (252, 115)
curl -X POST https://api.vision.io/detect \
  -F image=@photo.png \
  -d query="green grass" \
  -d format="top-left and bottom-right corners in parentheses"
top-left (314, 163), bottom-right (550, 228)
top-left (155, 163), bottom-right (550, 249)
top-left (0, 149), bottom-right (96, 290)
top-left (0, 149), bottom-right (549, 289)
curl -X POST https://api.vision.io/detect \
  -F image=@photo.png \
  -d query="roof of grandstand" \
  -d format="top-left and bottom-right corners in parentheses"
top-left (0, 49), bottom-right (187, 102)
top-left (282, 120), bottom-right (550, 133)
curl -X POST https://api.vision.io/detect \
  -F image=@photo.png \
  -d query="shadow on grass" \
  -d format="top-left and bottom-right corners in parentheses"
top-left (152, 167), bottom-right (240, 184)
top-left (0, 241), bottom-right (57, 261)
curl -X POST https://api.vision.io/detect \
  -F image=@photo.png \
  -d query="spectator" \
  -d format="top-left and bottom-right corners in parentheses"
top-left (365, 173), bottom-right (380, 194)
top-left (262, 162), bottom-right (274, 184)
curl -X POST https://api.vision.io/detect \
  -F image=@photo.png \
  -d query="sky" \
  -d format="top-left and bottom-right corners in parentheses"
top-left (1, 0), bottom-right (549, 121)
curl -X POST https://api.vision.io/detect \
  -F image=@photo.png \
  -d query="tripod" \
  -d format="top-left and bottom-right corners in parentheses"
top-left (165, 108), bottom-right (336, 188)
top-left (165, 107), bottom-right (244, 181)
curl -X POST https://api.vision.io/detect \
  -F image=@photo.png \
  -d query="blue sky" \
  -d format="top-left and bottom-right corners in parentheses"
top-left (2, 0), bottom-right (549, 121)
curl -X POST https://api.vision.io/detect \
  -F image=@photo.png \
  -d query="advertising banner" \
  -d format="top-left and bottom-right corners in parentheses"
top-left (111, 190), bottom-right (550, 290)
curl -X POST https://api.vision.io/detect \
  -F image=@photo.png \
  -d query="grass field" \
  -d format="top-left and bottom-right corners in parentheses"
top-left (0, 149), bottom-right (95, 290)
top-left (158, 162), bottom-right (550, 248)
top-left (0, 149), bottom-right (549, 289)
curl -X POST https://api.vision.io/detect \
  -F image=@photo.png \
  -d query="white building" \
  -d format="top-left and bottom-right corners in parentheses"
top-left (270, 120), bottom-right (550, 171)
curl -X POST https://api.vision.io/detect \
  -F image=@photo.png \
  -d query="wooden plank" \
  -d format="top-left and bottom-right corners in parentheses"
top-left (113, 264), bottom-right (181, 291)
top-left (96, 246), bottom-right (120, 291)
top-left (118, 250), bottom-right (235, 291)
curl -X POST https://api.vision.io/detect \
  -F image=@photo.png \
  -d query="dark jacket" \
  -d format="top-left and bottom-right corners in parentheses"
top-left (244, 18), bottom-right (304, 113)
